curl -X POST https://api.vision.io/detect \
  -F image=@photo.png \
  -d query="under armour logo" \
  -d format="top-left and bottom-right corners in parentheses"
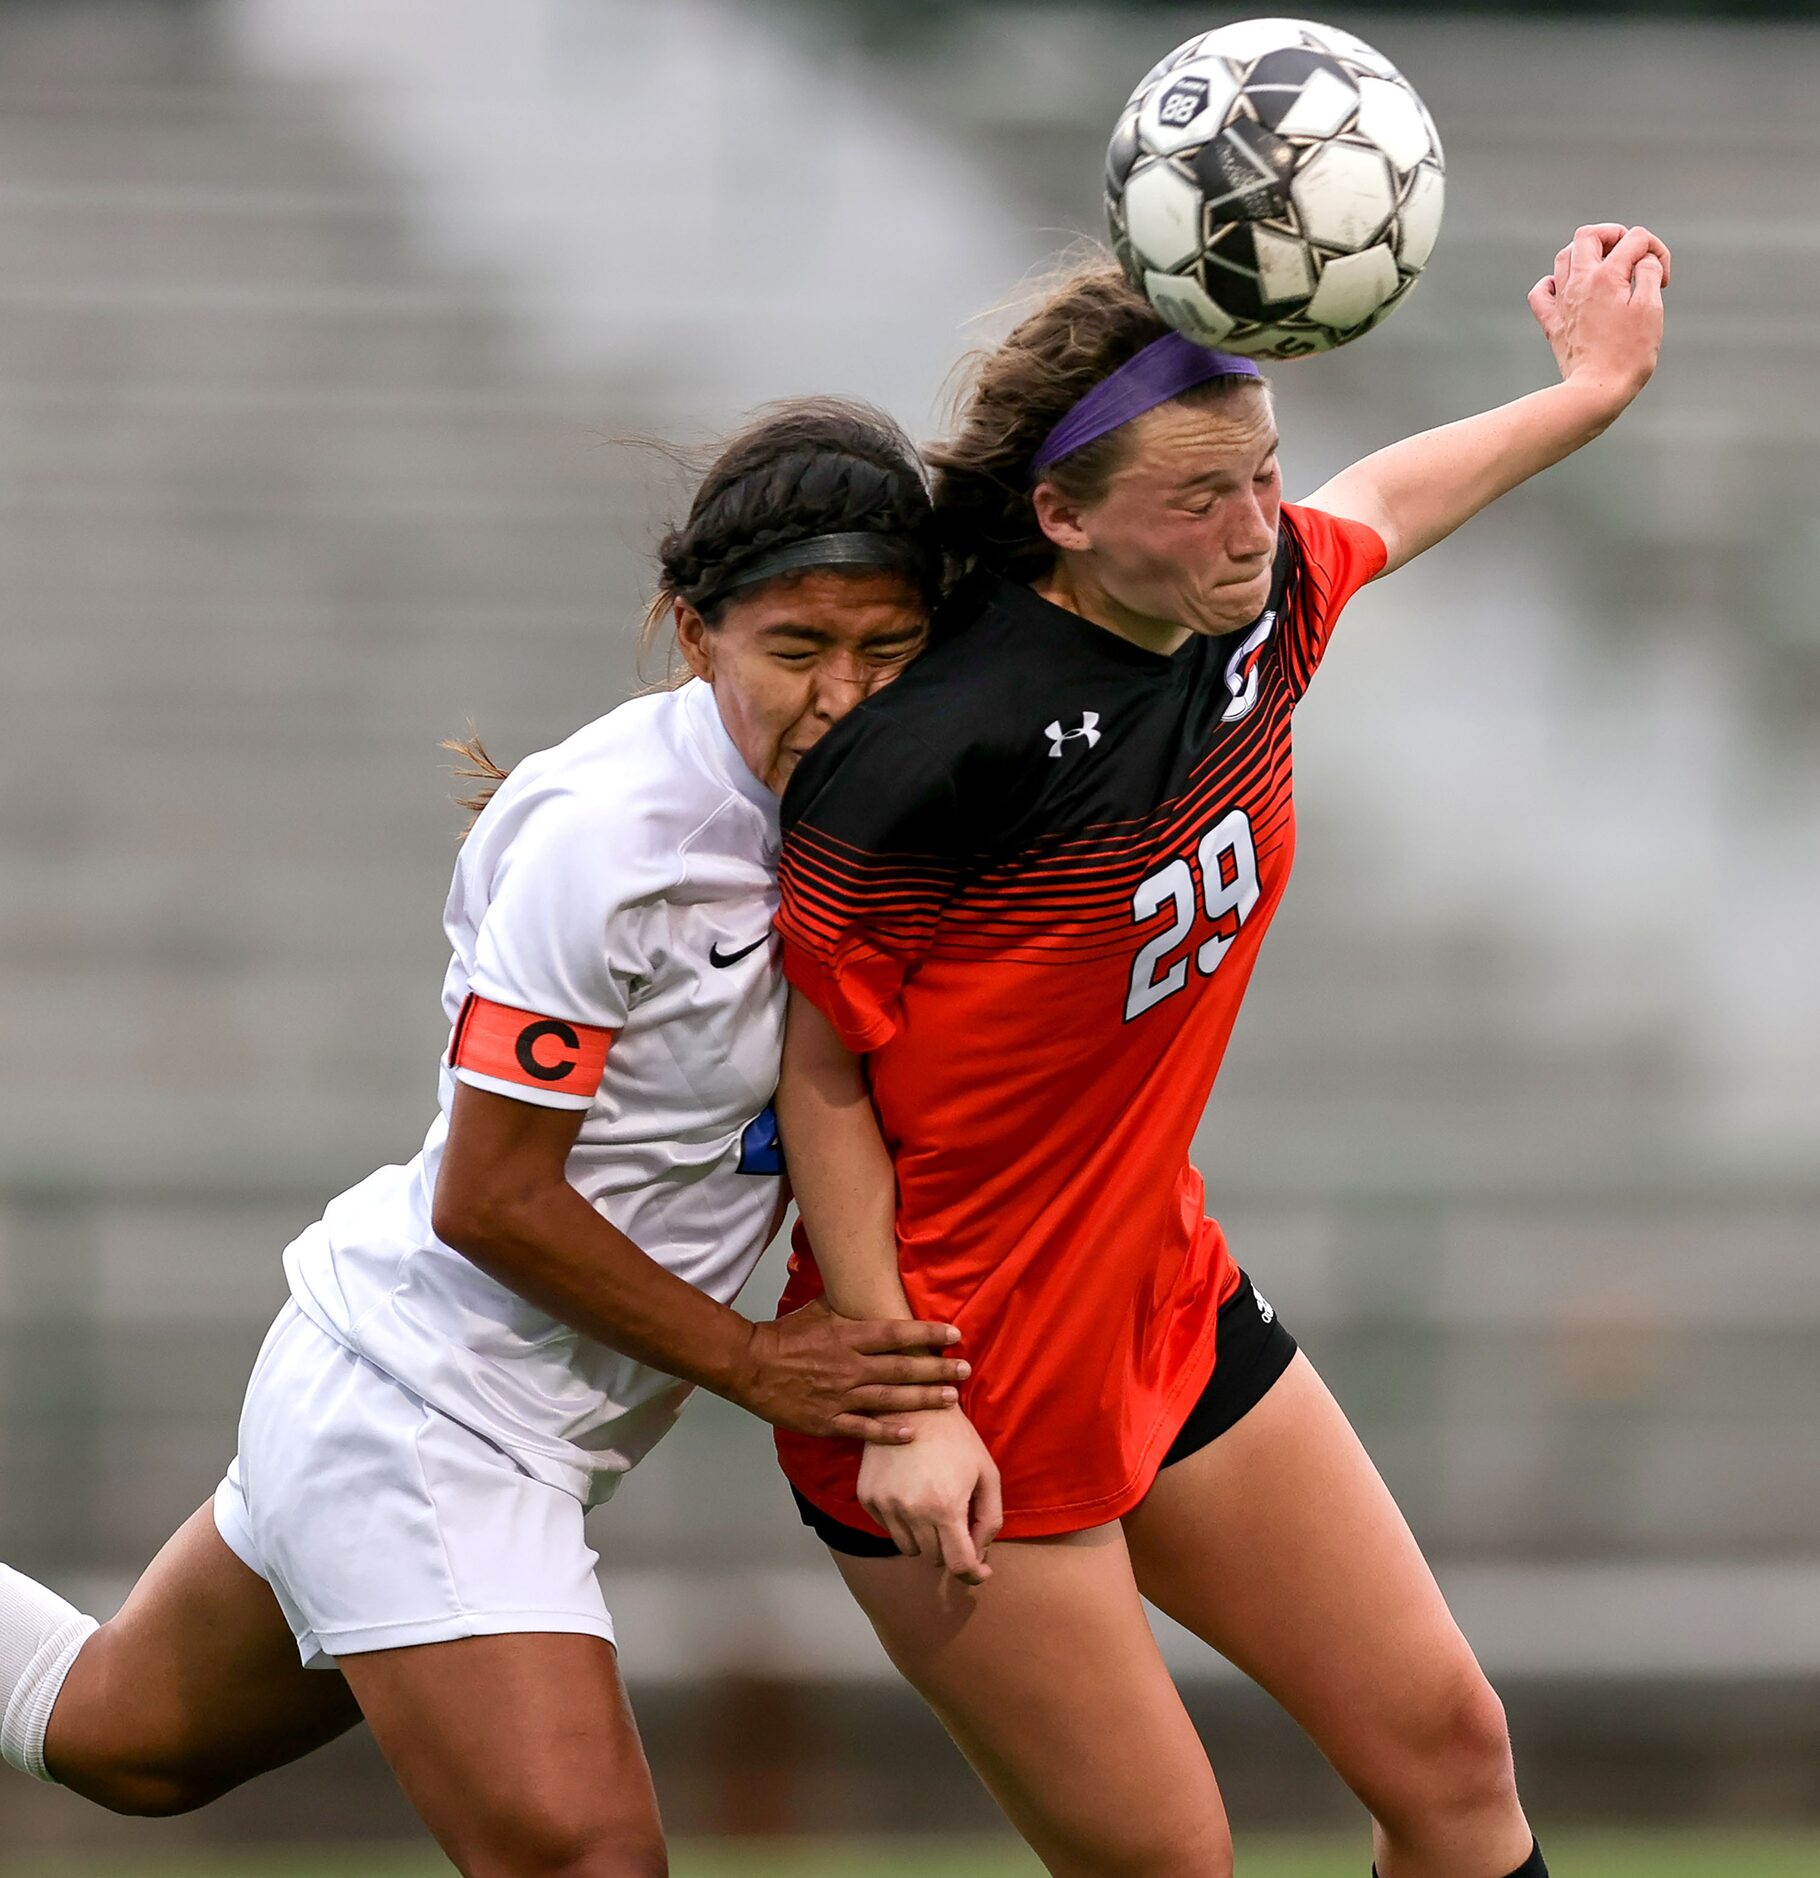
top-left (1046, 712), bottom-right (1102, 758)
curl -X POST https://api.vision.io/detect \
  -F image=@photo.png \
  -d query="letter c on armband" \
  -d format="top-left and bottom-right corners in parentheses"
top-left (448, 994), bottom-right (613, 1100)
top-left (514, 1018), bottom-right (581, 1082)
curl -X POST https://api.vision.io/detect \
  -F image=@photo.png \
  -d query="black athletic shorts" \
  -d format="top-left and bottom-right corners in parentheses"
top-left (792, 1269), bottom-right (1298, 1558)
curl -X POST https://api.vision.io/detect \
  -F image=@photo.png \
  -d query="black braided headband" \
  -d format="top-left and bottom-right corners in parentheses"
top-left (695, 531), bottom-right (928, 612)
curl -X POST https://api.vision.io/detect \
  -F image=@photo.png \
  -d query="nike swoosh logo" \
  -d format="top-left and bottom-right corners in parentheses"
top-left (709, 936), bottom-right (770, 969)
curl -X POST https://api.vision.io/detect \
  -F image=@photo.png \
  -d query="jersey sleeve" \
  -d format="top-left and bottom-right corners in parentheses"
top-left (776, 717), bottom-right (964, 1055)
top-left (1279, 502), bottom-right (1389, 704)
top-left (452, 794), bottom-right (648, 1110)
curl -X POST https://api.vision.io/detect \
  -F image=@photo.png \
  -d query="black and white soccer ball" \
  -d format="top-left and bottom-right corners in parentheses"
top-left (1106, 17), bottom-right (1444, 359)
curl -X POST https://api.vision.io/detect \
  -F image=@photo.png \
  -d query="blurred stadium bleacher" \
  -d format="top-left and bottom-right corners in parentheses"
top-left (1, 0), bottom-right (1816, 1852)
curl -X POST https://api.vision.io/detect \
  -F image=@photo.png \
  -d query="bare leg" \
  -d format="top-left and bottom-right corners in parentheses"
top-left (43, 1503), bottom-right (360, 1814)
top-left (1123, 1353), bottom-right (1534, 1878)
top-left (834, 1523), bottom-right (1230, 1878)
top-left (340, 1633), bottom-right (666, 1878)
top-left (44, 1511), bottom-right (665, 1871)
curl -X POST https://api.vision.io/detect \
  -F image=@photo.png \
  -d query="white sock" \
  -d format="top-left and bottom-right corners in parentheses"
top-left (0, 1564), bottom-right (98, 1783)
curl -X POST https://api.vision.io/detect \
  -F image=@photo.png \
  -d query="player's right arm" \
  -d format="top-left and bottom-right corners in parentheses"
top-left (780, 987), bottom-right (1003, 1585)
top-left (432, 1079), bottom-right (962, 1442)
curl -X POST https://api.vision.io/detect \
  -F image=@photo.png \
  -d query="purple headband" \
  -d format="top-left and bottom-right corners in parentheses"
top-left (1032, 331), bottom-right (1261, 474)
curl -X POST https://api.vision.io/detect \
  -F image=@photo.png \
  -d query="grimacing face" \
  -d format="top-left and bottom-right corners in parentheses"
top-left (675, 566), bottom-right (928, 795)
top-left (1033, 384), bottom-right (1281, 652)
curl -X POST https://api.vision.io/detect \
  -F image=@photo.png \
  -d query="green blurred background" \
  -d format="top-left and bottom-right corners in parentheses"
top-left (12, 1835), bottom-right (1820, 1876)
top-left (1, 0), bottom-right (1816, 1867)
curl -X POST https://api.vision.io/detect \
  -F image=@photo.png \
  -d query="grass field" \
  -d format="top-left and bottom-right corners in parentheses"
top-left (11, 1836), bottom-right (1820, 1877)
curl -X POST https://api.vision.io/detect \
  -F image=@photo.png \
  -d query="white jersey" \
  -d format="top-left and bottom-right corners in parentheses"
top-left (284, 677), bottom-right (785, 1507)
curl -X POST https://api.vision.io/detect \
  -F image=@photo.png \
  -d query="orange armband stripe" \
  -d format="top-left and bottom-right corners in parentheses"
top-left (449, 993), bottom-right (613, 1099)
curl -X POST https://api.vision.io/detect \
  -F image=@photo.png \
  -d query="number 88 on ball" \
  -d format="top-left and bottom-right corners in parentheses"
top-left (1106, 17), bottom-right (1445, 360)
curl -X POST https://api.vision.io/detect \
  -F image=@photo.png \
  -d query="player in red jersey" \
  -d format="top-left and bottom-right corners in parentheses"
top-left (774, 228), bottom-right (1668, 1878)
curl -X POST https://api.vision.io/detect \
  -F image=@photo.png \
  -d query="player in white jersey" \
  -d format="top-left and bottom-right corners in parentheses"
top-left (0, 400), bottom-right (962, 1875)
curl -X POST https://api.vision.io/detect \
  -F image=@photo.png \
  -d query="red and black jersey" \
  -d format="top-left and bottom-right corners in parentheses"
top-left (775, 503), bottom-right (1387, 1540)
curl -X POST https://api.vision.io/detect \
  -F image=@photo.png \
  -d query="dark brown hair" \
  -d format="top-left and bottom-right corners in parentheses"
top-left (640, 396), bottom-right (938, 668)
top-left (447, 397), bottom-right (937, 827)
top-left (926, 259), bottom-right (1267, 584)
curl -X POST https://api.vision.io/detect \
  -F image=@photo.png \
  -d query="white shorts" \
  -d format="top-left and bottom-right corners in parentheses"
top-left (213, 1302), bottom-right (615, 1670)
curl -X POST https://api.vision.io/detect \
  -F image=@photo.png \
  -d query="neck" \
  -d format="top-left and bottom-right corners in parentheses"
top-left (1031, 556), bottom-right (1190, 658)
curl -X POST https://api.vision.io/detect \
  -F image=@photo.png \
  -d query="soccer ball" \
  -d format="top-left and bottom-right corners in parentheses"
top-left (1105, 17), bottom-right (1444, 359)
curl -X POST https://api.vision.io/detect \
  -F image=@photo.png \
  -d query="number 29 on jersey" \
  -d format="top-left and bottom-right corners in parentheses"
top-left (1124, 808), bottom-right (1260, 1022)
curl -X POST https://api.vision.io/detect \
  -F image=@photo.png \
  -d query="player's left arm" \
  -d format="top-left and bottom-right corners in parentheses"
top-left (1304, 223), bottom-right (1669, 577)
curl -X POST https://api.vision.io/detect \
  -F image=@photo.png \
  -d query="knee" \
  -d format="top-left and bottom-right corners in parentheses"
top-left (58, 1762), bottom-right (232, 1819)
top-left (1159, 1822), bottom-right (1233, 1878)
top-left (1436, 1674), bottom-right (1519, 1809)
top-left (542, 1842), bottom-right (667, 1878)
top-left (461, 1817), bottom-right (668, 1878)
top-left (38, 1628), bottom-right (234, 1819)
top-left (1369, 1669), bottom-right (1518, 1834)
top-left (571, 1833), bottom-right (668, 1878)
top-left (47, 1710), bottom-right (238, 1818)
top-left (1082, 1814), bottom-right (1232, 1878)
top-left (1146, 1828), bottom-right (1233, 1878)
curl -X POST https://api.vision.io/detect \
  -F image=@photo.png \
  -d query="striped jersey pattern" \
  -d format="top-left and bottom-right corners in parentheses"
top-left (775, 504), bottom-right (1386, 1539)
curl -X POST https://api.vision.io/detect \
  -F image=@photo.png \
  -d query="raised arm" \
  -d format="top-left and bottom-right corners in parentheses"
top-left (780, 988), bottom-right (1003, 1583)
top-left (1305, 223), bottom-right (1669, 576)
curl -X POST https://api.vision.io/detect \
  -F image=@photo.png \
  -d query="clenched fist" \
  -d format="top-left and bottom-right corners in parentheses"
top-left (1528, 222), bottom-right (1669, 415)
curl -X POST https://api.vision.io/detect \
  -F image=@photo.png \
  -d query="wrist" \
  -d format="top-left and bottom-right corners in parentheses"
top-left (822, 1282), bottom-right (913, 1322)
top-left (700, 1309), bottom-right (765, 1407)
top-left (1555, 369), bottom-right (1642, 433)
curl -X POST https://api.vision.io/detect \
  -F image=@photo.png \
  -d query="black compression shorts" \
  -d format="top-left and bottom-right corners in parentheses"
top-left (792, 1269), bottom-right (1299, 1558)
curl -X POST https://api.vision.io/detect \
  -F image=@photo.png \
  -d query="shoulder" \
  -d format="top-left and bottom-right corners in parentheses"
top-left (1279, 502), bottom-right (1388, 589)
top-left (466, 691), bottom-right (705, 899)
top-left (512, 689), bottom-right (690, 800)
